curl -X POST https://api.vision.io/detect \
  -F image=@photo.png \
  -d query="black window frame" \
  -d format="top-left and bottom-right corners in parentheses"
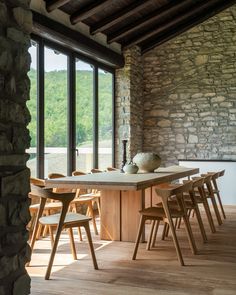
top-left (30, 34), bottom-right (115, 178)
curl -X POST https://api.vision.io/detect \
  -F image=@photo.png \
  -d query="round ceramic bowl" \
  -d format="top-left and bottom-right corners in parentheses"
top-left (133, 152), bottom-right (161, 173)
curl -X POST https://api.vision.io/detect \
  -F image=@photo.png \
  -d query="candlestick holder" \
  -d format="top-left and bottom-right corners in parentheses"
top-left (120, 139), bottom-right (128, 173)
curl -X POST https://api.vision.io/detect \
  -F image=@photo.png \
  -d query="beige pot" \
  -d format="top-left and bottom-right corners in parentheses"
top-left (133, 153), bottom-right (161, 173)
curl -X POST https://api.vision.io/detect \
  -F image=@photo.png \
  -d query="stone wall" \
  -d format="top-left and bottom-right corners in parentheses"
top-left (0, 0), bottom-right (32, 294)
top-left (115, 46), bottom-right (143, 167)
top-left (142, 5), bottom-right (236, 166)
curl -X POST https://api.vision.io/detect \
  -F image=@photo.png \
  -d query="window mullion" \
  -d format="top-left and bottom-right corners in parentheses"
top-left (93, 66), bottom-right (98, 169)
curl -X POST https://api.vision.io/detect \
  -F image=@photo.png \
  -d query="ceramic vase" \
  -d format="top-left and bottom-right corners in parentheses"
top-left (133, 152), bottom-right (161, 173)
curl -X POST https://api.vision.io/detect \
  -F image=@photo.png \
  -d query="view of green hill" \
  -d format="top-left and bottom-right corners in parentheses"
top-left (27, 69), bottom-right (113, 147)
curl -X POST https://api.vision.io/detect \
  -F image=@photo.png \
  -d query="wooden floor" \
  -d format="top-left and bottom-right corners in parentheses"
top-left (28, 206), bottom-right (236, 295)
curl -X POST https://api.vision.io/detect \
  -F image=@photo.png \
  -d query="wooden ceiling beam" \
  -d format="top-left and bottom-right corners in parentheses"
top-left (123, 0), bottom-right (226, 48)
top-left (70, 0), bottom-right (111, 25)
top-left (107, 0), bottom-right (194, 44)
top-left (32, 11), bottom-right (124, 68)
top-left (46, 0), bottom-right (70, 12)
top-left (141, 0), bottom-right (236, 54)
top-left (90, 0), bottom-right (154, 35)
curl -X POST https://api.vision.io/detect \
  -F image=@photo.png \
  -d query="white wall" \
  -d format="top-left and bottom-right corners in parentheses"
top-left (179, 160), bottom-right (236, 205)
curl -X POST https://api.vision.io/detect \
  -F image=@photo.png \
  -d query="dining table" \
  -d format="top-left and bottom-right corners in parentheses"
top-left (45, 165), bottom-right (199, 242)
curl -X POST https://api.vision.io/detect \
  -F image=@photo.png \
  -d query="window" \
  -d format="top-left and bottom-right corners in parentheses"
top-left (27, 36), bottom-right (114, 178)
top-left (27, 41), bottom-right (38, 177)
top-left (75, 60), bottom-right (94, 172)
top-left (44, 47), bottom-right (68, 176)
top-left (98, 69), bottom-right (113, 170)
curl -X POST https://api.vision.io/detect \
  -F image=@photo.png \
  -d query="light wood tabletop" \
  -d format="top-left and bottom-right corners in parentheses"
top-left (45, 166), bottom-right (199, 191)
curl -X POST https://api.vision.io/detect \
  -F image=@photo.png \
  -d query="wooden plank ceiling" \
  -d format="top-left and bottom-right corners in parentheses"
top-left (44, 0), bottom-right (236, 54)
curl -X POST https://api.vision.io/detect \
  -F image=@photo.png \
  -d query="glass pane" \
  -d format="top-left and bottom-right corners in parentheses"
top-left (27, 41), bottom-right (38, 177)
top-left (98, 69), bottom-right (113, 170)
top-left (75, 60), bottom-right (94, 173)
top-left (44, 47), bottom-right (68, 176)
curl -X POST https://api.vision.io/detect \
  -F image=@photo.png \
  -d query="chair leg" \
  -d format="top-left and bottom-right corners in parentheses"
top-left (83, 222), bottom-right (98, 270)
top-left (202, 198), bottom-right (216, 233)
top-left (210, 196), bottom-right (222, 226)
top-left (166, 218), bottom-right (185, 266)
top-left (146, 220), bottom-right (155, 250)
top-left (68, 228), bottom-right (77, 260)
top-left (165, 223), bottom-right (169, 237)
top-left (49, 226), bottom-right (54, 247)
top-left (45, 201), bottom-right (70, 280)
top-left (30, 199), bottom-right (47, 252)
top-left (132, 215), bottom-right (146, 260)
top-left (194, 205), bottom-right (207, 243)
top-left (213, 179), bottom-right (226, 219)
top-left (216, 191), bottom-right (226, 219)
top-left (151, 220), bottom-right (160, 248)
top-left (182, 215), bottom-right (198, 255)
top-left (78, 227), bottom-right (83, 241)
top-left (88, 202), bottom-right (98, 235)
top-left (161, 222), bottom-right (167, 240)
top-left (36, 223), bottom-right (43, 240)
top-left (177, 217), bottom-right (182, 229)
top-left (96, 197), bottom-right (101, 218)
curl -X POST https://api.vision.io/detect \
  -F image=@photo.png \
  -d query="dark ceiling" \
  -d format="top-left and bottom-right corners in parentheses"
top-left (43, 0), bottom-right (236, 54)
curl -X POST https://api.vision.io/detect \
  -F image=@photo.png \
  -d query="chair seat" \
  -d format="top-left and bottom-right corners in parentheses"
top-left (39, 212), bottom-right (92, 226)
top-left (140, 206), bottom-right (182, 218)
top-left (157, 199), bottom-right (194, 210)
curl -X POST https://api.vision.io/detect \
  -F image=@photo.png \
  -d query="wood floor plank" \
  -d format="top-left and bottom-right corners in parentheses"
top-left (28, 205), bottom-right (236, 295)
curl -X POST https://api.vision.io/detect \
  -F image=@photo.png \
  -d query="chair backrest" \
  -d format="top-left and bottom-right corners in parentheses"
top-left (155, 181), bottom-right (193, 213)
top-left (48, 173), bottom-right (65, 179)
top-left (201, 174), bottom-right (215, 195)
top-left (192, 177), bottom-right (205, 189)
top-left (91, 168), bottom-right (102, 173)
top-left (72, 170), bottom-right (86, 176)
top-left (48, 173), bottom-right (72, 193)
top-left (107, 167), bottom-right (118, 172)
top-left (72, 170), bottom-right (87, 196)
top-left (219, 170), bottom-right (225, 177)
top-left (30, 183), bottom-right (75, 203)
top-left (29, 177), bottom-right (45, 203)
top-left (30, 177), bottom-right (45, 186)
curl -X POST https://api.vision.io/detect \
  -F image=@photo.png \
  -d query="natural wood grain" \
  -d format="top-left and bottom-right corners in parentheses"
top-left (45, 167), bottom-right (199, 191)
top-left (121, 190), bottom-right (144, 242)
top-left (28, 206), bottom-right (236, 295)
top-left (100, 190), bottom-right (120, 241)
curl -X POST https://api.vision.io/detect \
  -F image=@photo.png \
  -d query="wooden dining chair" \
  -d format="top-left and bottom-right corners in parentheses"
top-left (201, 173), bottom-right (222, 226)
top-left (72, 170), bottom-right (101, 234)
top-left (154, 178), bottom-right (208, 244)
top-left (132, 181), bottom-right (197, 266)
top-left (29, 177), bottom-right (62, 241)
top-left (106, 167), bottom-right (119, 171)
top-left (207, 170), bottom-right (226, 219)
top-left (48, 172), bottom-right (100, 236)
top-left (29, 183), bottom-right (98, 280)
top-left (91, 168), bottom-right (103, 173)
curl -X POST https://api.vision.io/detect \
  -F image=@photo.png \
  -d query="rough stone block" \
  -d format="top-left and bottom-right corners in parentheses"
top-left (13, 273), bottom-right (31, 295)
top-left (1, 168), bottom-right (30, 198)
top-left (0, 2), bottom-right (7, 25)
top-left (188, 134), bottom-right (198, 144)
top-left (157, 119), bottom-right (171, 127)
top-left (13, 7), bottom-right (32, 33)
